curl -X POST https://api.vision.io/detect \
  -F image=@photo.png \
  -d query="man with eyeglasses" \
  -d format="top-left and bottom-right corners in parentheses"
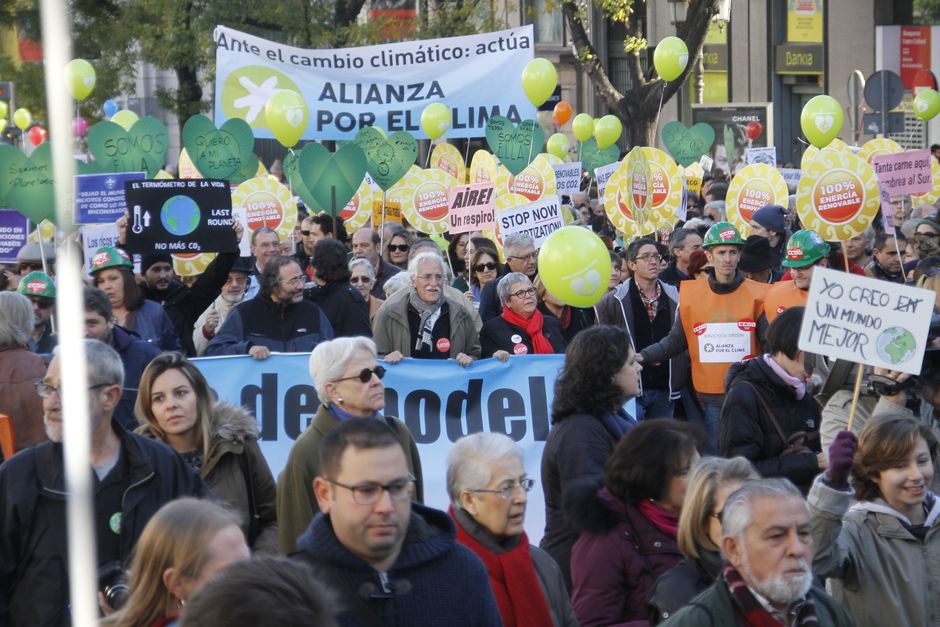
top-left (596, 238), bottom-right (688, 421)
top-left (245, 227), bottom-right (281, 299)
top-left (292, 417), bottom-right (501, 627)
top-left (0, 339), bottom-right (207, 627)
top-left (16, 271), bottom-right (57, 355)
top-left (479, 232), bottom-right (538, 323)
top-left (192, 257), bottom-right (252, 356)
top-left (205, 256), bottom-right (334, 360)
top-left (352, 227), bottom-right (403, 299)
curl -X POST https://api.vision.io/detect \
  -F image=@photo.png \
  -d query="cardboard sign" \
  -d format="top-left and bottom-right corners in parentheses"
top-left (0, 210), bottom-right (29, 263)
top-left (779, 167), bottom-right (802, 190)
top-left (123, 179), bottom-right (238, 255)
top-left (799, 267), bottom-right (933, 375)
top-left (448, 182), bottom-right (496, 234)
top-left (745, 146), bottom-right (777, 166)
top-left (74, 172), bottom-right (146, 224)
top-left (880, 186), bottom-right (896, 235)
top-left (496, 195), bottom-right (564, 249)
top-left (80, 223), bottom-right (130, 276)
top-left (594, 162), bottom-right (620, 197)
top-left (553, 162), bottom-right (582, 195)
top-left (871, 149), bottom-right (933, 197)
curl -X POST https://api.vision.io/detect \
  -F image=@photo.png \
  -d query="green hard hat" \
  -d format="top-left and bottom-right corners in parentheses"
top-left (702, 221), bottom-right (745, 247)
top-left (17, 271), bottom-right (56, 299)
top-left (782, 229), bottom-right (830, 268)
top-left (90, 246), bottom-right (133, 274)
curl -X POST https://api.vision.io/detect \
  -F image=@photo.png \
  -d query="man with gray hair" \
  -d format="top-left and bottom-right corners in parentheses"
top-left (479, 232), bottom-right (537, 322)
top-left (660, 227), bottom-right (704, 286)
top-left (0, 339), bottom-right (207, 626)
top-left (245, 226), bottom-right (281, 299)
top-left (662, 478), bottom-right (854, 626)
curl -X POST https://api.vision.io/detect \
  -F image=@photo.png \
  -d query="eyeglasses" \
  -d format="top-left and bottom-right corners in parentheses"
top-left (327, 474), bottom-right (416, 505)
top-left (36, 380), bottom-right (110, 399)
top-left (507, 252), bottom-right (537, 262)
top-left (633, 253), bottom-right (663, 263)
top-left (916, 231), bottom-right (940, 240)
top-left (511, 287), bottom-right (536, 300)
top-left (473, 262), bottom-right (498, 273)
top-left (388, 244), bottom-right (410, 253)
top-left (279, 275), bottom-right (305, 286)
top-left (468, 478), bottom-right (535, 499)
top-left (19, 263), bottom-right (42, 274)
top-left (350, 276), bottom-right (373, 284)
top-left (416, 273), bottom-right (444, 283)
top-left (334, 365), bottom-right (386, 384)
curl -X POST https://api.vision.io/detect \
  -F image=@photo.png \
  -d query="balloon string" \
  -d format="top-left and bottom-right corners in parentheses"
top-left (380, 191), bottom-right (387, 251)
top-left (652, 83), bottom-right (667, 146)
top-left (425, 141), bottom-right (432, 169)
top-left (464, 138), bottom-right (471, 180)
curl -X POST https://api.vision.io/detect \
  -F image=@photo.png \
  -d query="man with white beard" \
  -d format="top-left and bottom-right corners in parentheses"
top-left (661, 479), bottom-right (855, 627)
top-left (192, 258), bottom-right (251, 355)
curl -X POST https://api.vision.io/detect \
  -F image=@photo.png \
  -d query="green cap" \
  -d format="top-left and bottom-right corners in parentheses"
top-left (702, 221), bottom-right (745, 248)
top-left (90, 246), bottom-right (133, 273)
top-left (782, 229), bottom-right (830, 268)
top-left (16, 271), bottom-right (56, 298)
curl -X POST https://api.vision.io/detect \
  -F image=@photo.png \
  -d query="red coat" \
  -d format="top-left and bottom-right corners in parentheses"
top-left (0, 346), bottom-right (46, 453)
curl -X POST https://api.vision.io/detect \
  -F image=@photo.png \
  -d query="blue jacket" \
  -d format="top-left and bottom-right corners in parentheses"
top-left (293, 503), bottom-right (502, 627)
top-left (125, 299), bottom-right (180, 352)
top-left (110, 324), bottom-right (162, 430)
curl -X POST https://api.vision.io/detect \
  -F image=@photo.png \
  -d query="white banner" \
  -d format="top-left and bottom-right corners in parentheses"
top-left (553, 161), bottom-right (583, 195)
top-left (497, 195), bottom-right (565, 249)
top-left (213, 25), bottom-right (536, 140)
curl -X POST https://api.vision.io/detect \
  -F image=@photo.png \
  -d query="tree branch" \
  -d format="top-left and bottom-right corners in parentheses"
top-left (562, 0), bottom-right (625, 112)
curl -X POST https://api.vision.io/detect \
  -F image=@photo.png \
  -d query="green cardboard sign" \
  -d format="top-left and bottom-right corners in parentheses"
top-left (0, 143), bottom-right (55, 224)
top-left (181, 115), bottom-right (258, 184)
top-left (580, 138), bottom-right (620, 175)
top-left (354, 127), bottom-right (417, 190)
top-left (283, 150), bottom-right (316, 211)
top-left (87, 116), bottom-right (169, 178)
top-left (485, 116), bottom-right (545, 176)
top-left (298, 142), bottom-right (368, 215)
top-left (662, 121), bottom-right (715, 167)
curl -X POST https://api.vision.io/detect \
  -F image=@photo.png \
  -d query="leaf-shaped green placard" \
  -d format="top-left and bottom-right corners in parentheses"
top-left (662, 121), bottom-right (715, 167)
top-left (87, 116), bottom-right (169, 178)
top-left (580, 138), bottom-right (620, 175)
top-left (354, 127), bottom-right (417, 191)
top-left (298, 142), bottom-right (368, 216)
top-left (181, 114), bottom-right (258, 184)
top-left (484, 116), bottom-right (545, 176)
top-left (0, 143), bottom-right (55, 224)
top-left (283, 150), bottom-right (316, 210)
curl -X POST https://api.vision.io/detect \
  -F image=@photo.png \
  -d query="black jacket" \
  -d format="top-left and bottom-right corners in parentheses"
top-left (648, 550), bottom-right (723, 624)
top-left (303, 280), bottom-right (372, 338)
top-left (538, 303), bottom-right (595, 344)
top-left (140, 251), bottom-right (237, 356)
top-left (0, 420), bottom-right (208, 626)
top-left (480, 313), bottom-right (567, 357)
top-left (718, 357), bottom-right (822, 491)
top-left (110, 324), bottom-right (162, 431)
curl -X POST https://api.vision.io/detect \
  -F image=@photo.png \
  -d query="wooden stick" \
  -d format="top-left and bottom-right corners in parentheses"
top-left (841, 245), bottom-right (850, 273)
top-left (846, 364), bottom-right (865, 432)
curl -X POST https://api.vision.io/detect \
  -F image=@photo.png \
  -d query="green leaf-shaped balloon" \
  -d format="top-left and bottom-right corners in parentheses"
top-left (87, 116), bottom-right (169, 177)
top-left (181, 114), bottom-right (258, 184)
top-left (354, 127), bottom-right (417, 190)
top-left (283, 149), bottom-right (316, 211)
top-left (580, 138), bottom-right (620, 175)
top-left (661, 121), bottom-right (715, 167)
top-left (298, 142), bottom-right (368, 216)
top-left (485, 116), bottom-right (545, 176)
top-left (0, 143), bottom-right (55, 224)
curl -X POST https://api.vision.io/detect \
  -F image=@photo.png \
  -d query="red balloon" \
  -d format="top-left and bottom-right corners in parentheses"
top-left (28, 126), bottom-right (47, 146)
top-left (553, 100), bottom-right (573, 126)
top-left (745, 121), bottom-right (762, 141)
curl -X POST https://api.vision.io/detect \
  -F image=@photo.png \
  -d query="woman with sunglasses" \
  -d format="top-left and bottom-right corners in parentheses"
top-left (467, 246), bottom-right (501, 307)
top-left (276, 336), bottom-right (424, 555)
top-left (480, 273), bottom-right (567, 361)
top-left (447, 432), bottom-right (578, 627)
top-left (349, 258), bottom-right (384, 323)
top-left (384, 229), bottom-right (414, 270)
top-left (135, 352), bottom-right (279, 554)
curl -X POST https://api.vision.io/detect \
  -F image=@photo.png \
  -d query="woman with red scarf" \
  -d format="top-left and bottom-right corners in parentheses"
top-left (447, 432), bottom-right (578, 627)
top-left (480, 273), bottom-right (567, 360)
top-left (566, 420), bottom-right (702, 627)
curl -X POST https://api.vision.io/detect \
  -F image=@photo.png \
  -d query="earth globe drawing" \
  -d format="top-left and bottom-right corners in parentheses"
top-left (160, 195), bottom-right (200, 236)
top-left (875, 327), bottom-right (916, 366)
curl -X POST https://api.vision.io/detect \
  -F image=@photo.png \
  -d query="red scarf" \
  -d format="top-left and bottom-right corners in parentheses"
top-left (638, 499), bottom-right (680, 536)
top-left (452, 509), bottom-right (554, 627)
top-left (501, 306), bottom-right (554, 354)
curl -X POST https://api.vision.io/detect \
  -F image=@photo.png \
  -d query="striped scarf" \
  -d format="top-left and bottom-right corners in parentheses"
top-left (723, 563), bottom-right (818, 627)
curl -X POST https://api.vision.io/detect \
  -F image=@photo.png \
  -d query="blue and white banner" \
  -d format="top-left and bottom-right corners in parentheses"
top-left (213, 25), bottom-right (536, 140)
top-left (74, 172), bottom-right (146, 224)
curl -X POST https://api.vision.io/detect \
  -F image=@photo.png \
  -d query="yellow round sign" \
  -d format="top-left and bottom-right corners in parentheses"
top-left (796, 148), bottom-right (881, 241)
top-left (800, 138), bottom-right (851, 172)
top-left (470, 150), bottom-right (498, 185)
top-left (538, 152), bottom-right (564, 166)
top-left (338, 179), bottom-right (375, 233)
top-left (232, 176), bottom-right (297, 245)
top-left (639, 147), bottom-right (683, 231)
top-left (397, 168), bottom-right (459, 235)
top-left (172, 253), bottom-right (215, 277)
top-left (725, 164), bottom-right (789, 234)
top-left (858, 138), bottom-right (903, 166)
top-left (496, 154), bottom-right (557, 202)
top-left (430, 143), bottom-right (467, 184)
top-left (605, 147), bottom-right (654, 239)
top-left (912, 158), bottom-right (940, 209)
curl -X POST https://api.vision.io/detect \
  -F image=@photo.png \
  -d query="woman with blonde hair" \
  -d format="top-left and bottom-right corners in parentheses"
top-left (647, 456), bottom-right (759, 623)
top-left (105, 498), bottom-right (250, 627)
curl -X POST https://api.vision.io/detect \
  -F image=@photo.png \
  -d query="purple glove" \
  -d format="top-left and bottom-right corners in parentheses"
top-left (826, 430), bottom-right (858, 489)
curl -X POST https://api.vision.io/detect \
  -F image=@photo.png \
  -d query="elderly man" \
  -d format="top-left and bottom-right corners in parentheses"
top-left (352, 227), bottom-right (402, 298)
top-left (479, 233), bottom-right (538, 322)
top-left (192, 257), bottom-right (252, 355)
top-left (843, 228), bottom-right (873, 270)
top-left (0, 339), bottom-right (207, 626)
top-left (661, 479), bottom-right (854, 626)
top-left (660, 227), bottom-right (703, 286)
top-left (245, 227), bottom-right (281, 299)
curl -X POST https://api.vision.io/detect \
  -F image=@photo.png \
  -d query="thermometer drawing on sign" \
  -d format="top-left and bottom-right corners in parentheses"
top-left (131, 205), bottom-right (151, 234)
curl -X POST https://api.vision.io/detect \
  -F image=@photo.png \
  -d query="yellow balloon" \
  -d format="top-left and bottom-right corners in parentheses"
top-left (521, 58), bottom-right (558, 107)
top-left (546, 133), bottom-right (569, 159)
top-left (0, 101), bottom-right (8, 119)
top-left (65, 58), bottom-right (96, 101)
top-left (0, 119), bottom-right (7, 133)
top-left (653, 36), bottom-right (689, 82)
top-left (420, 103), bottom-right (451, 140)
top-left (593, 115), bottom-right (622, 150)
top-left (572, 114), bottom-right (594, 142)
top-left (538, 226), bottom-right (611, 307)
top-left (265, 90), bottom-right (308, 147)
top-left (111, 110), bottom-right (139, 131)
top-left (12, 108), bottom-right (31, 131)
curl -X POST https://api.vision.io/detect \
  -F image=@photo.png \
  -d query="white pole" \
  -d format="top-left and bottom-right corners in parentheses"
top-left (38, 2), bottom-right (97, 626)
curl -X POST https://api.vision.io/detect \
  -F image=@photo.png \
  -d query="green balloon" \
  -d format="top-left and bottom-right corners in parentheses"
top-left (538, 226), bottom-right (611, 307)
top-left (87, 116), bottom-right (169, 177)
top-left (182, 115), bottom-right (258, 184)
top-left (662, 121), bottom-right (715, 167)
top-left (0, 143), bottom-right (55, 224)
top-left (593, 115), bottom-right (623, 150)
top-left (484, 116), bottom-right (545, 176)
top-left (572, 113), bottom-right (594, 142)
top-left (800, 95), bottom-right (843, 148)
top-left (580, 138), bottom-right (620, 176)
top-left (354, 127), bottom-right (417, 191)
top-left (297, 142), bottom-right (368, 215)
top-left (283, 150), bottom-right (316, 210)
top-left (914, 88), bottom-right (940, 121)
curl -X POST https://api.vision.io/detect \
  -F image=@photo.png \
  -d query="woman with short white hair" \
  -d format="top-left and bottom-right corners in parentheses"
top-left (275, 336), bottom-right (424, 555)
top-left (348, 258), bottom-right (383, 323)
top-left (480, 272), bottom-right (567, 360)
top-left (447, 432), bottom-right (578, 627)
top-left (372, 251), bottom-right (480, 367)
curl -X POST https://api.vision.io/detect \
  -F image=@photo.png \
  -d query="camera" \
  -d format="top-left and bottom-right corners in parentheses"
top-left (98, 561), bottom-right (129, 611)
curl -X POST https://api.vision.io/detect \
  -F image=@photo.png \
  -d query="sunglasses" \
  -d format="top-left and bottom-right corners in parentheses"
top-left (335, 365), bottom-right (386, 384)
top-left (350, 276), bottom-right (372, 284)
top-left (300, 230), bottom-right (315, 236)
top-left (388, 244), bottom-right (410, 253)
top-left (473, 261), bottom-right (498, 273)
